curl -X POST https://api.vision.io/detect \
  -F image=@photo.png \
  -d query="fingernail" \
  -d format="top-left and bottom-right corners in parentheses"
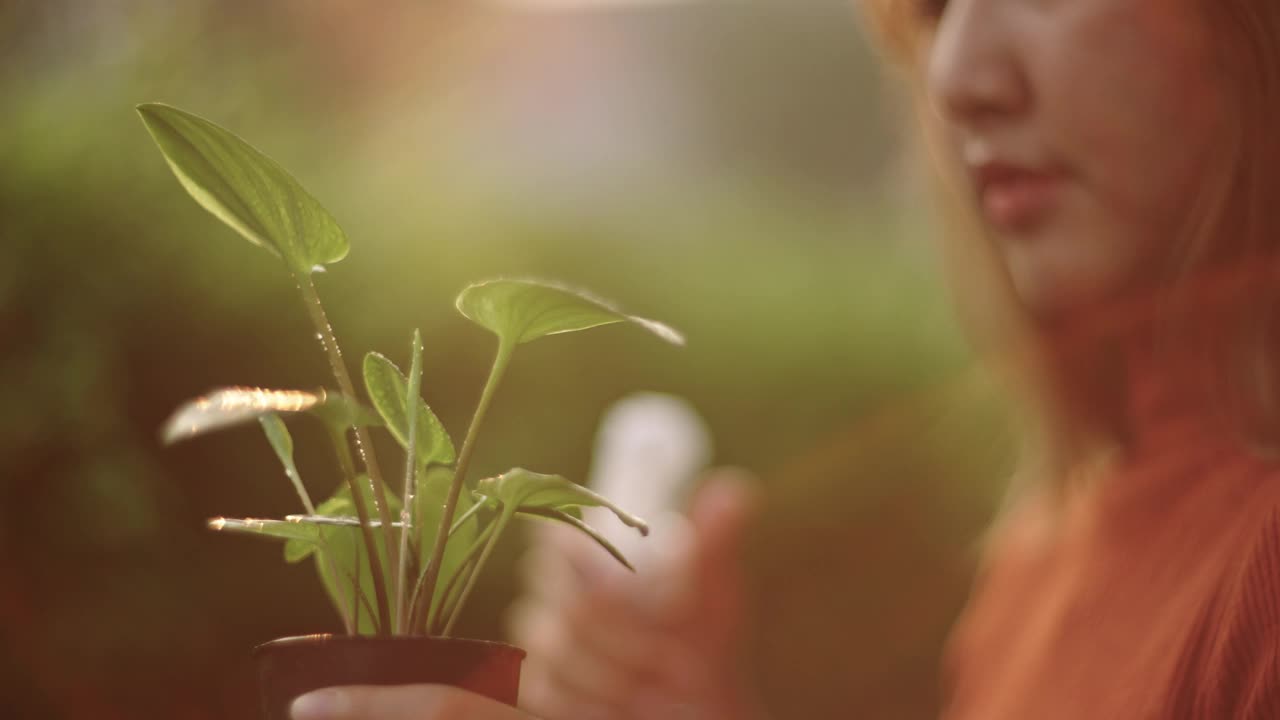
top-left (290, 688), bottom-right (349, 720)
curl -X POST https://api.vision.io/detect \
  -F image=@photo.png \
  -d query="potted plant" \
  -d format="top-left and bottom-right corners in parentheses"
top-left (136, 103), bottom-right (682, 719)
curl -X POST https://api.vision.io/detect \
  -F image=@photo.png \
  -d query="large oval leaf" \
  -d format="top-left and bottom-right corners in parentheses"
top-left (136, 102), bottom-right (349, 274)
top-left (363, 352), bottom-right (456, 467)
top-left (455, 279), bottom-right (684, 347)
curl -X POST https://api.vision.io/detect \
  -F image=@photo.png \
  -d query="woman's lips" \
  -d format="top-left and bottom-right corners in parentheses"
top-left (973, 163), bottom-right (1063, 231)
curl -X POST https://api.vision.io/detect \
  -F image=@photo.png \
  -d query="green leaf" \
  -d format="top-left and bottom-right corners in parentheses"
top-left (283, 514), bottom-right (406, 528)
top-left (476, 468), bottom-right (649, 536)
top-left (285, 531), bottom-right (324, 564)
top-left (310, 392), bottom-right (382, 431)
top-left (259, 414), bottom-right (294, 461)
top-left (161, 387), bottom-right (374, 445)
top-left (455, 279), bottom-right (684, 347)
top-left (136, 102), bottom-right (349, 275)
top-left (283, 482), bottom-right (369, 564)
top-left (208, 516), bottom-right (323, 554)
top-left (363, 352), bottom-right (456, 467)
top-left (161, 387), bottom-right (322, 444)
top-left (283, 477), bottom-right (396, 635)
top-left (281, 467), bottom-right (479, 634)
top-left (515, 507), bottom-right (636, 571)
top-left (259, 414), bottom-right (316, 515)
top-left (405, 330), bottom-right (424, 457)
top-left (412, 465), bottom-right (479, 621)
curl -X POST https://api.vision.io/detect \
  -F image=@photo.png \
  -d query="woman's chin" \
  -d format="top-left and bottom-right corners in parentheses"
top-left (996, 206), bottom-right (1156, 327)
top-left (1004, 249), bottom-right (1124, 326)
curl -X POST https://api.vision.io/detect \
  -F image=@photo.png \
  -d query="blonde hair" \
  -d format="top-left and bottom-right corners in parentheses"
top-left (858, 0), bottom-right (1280, 501)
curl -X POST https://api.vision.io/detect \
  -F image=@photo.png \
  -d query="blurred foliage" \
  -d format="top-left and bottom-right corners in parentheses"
top-left (0, 1), bottom-right (1013, 718)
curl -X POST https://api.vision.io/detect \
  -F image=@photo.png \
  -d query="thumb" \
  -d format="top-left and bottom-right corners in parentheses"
top-left (686, 468), bottom-right (760, 658)
top-left (689, 467), bottom-right (760, 571)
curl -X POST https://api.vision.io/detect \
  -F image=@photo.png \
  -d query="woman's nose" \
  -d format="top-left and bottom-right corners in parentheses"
top-left (926, 1), bottom-right (1029, 131)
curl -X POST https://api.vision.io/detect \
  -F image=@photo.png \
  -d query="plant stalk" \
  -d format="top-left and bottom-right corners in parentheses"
top-left (448, 501), bottom-right (486, 536)
top-left (442, 508), bottom-right (513, 637)
top-left (260, 418), bottom-right (356, 633)
top-left (296, 273), bottom-right (401, 608)
top-left (395, 331), bottom-right (423, 633)
top-left (406, 500), bottom-right (483, 634)
top-left (326, 423), bottom-right (391, 635)
top-left (350, 548), bottom-right (367, 633)
top-left (319, 545), bottom-right (355, 635)
top-left (279, 462), bottom-right (317, 516)
top-left (423, 519), bottom-right (498, 634)
top-left (406, 555), bottom-right (436, 635)
top-left (286, 463), bottom-right (357, 634)
top-left (416, 339), bottom-right (515, 634)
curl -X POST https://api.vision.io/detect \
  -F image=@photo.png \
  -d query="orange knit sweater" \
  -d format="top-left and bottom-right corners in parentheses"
top-left (943, 369), bottom-right (1280, 719)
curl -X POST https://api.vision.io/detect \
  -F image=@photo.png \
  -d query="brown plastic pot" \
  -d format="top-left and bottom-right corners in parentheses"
top-left (253, 634), bottom-right (526, 720)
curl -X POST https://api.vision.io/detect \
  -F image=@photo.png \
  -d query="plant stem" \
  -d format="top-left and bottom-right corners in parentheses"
top-left (259, 417), bottom-right (356, 632)
top-left (350, 549), bottom-right (366, 633)
top-left (406, 500), bottom-right (484, 635)
top-left (327, 423), bottom-right (391, 635)
top-left (424, 519), bottom-right (498, 634)
top-left (442, 508), bottom-right (512, 637)
top-left (319, 545), bottom-right (354, 634)
top-left (278, 452), bottom-right (354, 633)
top-left (395, 331), bottom-right (423, 634)
top-left (417, 339), bottom-right (515, 635)
top-left (432, 555), bottom-right (477, 637)
top-left (350, 580), bottom-right (376, 629)
top-left (449, 501), bottom-right (485, 536)
top-left (406, 555), bottom-right (436, 635)
top-left (292, 475), bottom-right (355, 633)
top-left (281, 462), bottom-right (317, 515)
top-left (296, 273), bottom-right (400, 614)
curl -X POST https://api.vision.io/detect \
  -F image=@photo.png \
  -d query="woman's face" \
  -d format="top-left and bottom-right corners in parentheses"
top-left (922, 0), bottom-right (1225, 319)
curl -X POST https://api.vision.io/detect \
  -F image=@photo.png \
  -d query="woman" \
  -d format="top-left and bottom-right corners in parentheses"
top-left (289, 0), bottom-right (1280, 717)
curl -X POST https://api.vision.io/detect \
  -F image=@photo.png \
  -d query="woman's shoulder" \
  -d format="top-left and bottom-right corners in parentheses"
top-left (1191, 465), bottom-right (1280, 717)
top-left (975, 486), bottom-right (1057, 566)
top-left (1222, 459), bottom-right (1280, 602)
top-left (1217, 469), bottom-right (1280, 623)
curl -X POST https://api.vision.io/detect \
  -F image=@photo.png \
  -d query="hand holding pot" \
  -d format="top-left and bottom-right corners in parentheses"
top-left (509, 470), bottom-right (765, 720)
top-left (290, 685), bottom-right (532, 719)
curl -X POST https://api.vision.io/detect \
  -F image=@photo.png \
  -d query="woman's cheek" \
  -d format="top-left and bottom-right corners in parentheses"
top-left (1000, 187), bottom-right (1152, 317)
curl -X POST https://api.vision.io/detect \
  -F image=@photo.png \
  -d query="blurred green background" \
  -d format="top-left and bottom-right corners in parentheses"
top-left (0, 1), bottom-right (1014, 717)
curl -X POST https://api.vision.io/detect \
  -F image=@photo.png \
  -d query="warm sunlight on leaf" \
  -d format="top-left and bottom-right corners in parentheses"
top-left (161, 387), bottom-right (321, 444)
top-left (362, 352), bottom-right (456, 467)
top-left (456, 278), bottom-right (684, 347)
top-left (137, 103), bottom-right (349, 274)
